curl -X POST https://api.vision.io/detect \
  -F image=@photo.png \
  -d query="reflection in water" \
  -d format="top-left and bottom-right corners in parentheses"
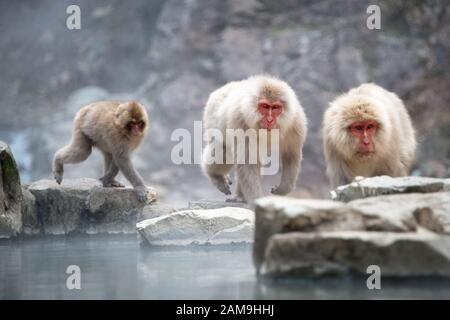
top-left (1, 235), bottom-right (450, 299)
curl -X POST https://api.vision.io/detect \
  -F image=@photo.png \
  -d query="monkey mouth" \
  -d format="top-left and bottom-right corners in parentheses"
top-left (356, 150), bottom-right (375, 157)
top-left (130, 126), bottom-right (141, 136)
top-left (260, 122), bottom-right (277, 130)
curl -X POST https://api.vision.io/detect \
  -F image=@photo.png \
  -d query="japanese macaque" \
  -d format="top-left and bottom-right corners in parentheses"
top-left (323, 83), bottom-right (416, 188)
top-left (53, 101), bottom-right (150, 202)
top-left (202, 75), bottom-right (307, 204)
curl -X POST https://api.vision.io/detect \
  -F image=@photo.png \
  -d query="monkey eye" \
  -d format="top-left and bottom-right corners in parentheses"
top-left (367, 124), bottom-right (375, 130)
top-left (272, 105), bottom-right (281, 110)
top-left (355, 125), bottom-right (364, 131)
top-left (261, 104), bottom-right (270, 109)
top-left (139, 120), bottom-right (145, 128)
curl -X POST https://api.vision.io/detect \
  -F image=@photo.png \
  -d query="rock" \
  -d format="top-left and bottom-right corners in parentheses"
top-left (26, 178), bottom-right (150, 235)
top-left (253, 196), bottom-right (365, 271)
top-left (263, 231), bottom-right (450, 277)
top-left (137, 207), bottom-right (254, 246)
top-left (139, 201), bottom-right (178, 221)
top-left (188, 199), bottom-right (250, 210)
top-left (349, 192), bottom-right (450, 234)
top-left (0, 141), bottom-right (22, 238)
top-left (254, 192), bottom-right (450, 277)
top-left (332, 176), bottom-right (450, 202)
top-left (21, 187), bottom-right (39, 235)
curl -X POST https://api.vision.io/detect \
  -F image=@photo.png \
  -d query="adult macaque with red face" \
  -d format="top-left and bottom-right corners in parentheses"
top-left (202, 75), bottom-right (307, 203)
top-left (323, 83), bottom-right (416, 188)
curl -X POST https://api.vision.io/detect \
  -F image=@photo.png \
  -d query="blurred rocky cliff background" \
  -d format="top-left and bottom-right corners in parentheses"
top-left (0, 0), bottom-right (449, 205)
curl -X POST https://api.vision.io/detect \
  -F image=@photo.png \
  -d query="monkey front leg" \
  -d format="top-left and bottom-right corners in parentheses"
top-left (271, 152), bottom-right (300, 195)
top-left (236, 164), bottom-right (262, 204)
top-left (113, 155), bottom-right (148, 202)
top-left (327, 164), bottom-right (348, 189)
top-left (100, 152), bottom-right (125, 188)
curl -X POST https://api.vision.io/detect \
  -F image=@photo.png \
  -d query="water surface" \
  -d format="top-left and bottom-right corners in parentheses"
top-left (1, 235), bottom-right (450, 299)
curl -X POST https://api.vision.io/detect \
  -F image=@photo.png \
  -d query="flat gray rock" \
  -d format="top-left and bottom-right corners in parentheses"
top-left (26, 178), bottom-right (154, 235)
top-left (137, 207), bottom-right (254, 246)
top-left (139, 201), bottom-right (178, 221)
top-left (332, 176), bottom-right (450, 202)
top-left (188, 199), bottom-right (250, 210)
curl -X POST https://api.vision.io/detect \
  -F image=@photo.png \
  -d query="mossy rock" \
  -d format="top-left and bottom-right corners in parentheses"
top-left (0, 141), bottom-right (23, 238)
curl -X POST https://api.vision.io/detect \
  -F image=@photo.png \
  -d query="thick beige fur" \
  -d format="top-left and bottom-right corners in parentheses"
top-left (52, 101), bottom-right (149, 200)
top-left (202, 75), bottom-right (308, 203)
top-left (323, 83), bottom-right (416, 188)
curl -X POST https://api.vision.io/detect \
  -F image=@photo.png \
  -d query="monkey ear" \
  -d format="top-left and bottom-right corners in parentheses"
top-left (115, 103), bottom-right (132, 128)
top-left (115, 102), bottom-right (127, 116)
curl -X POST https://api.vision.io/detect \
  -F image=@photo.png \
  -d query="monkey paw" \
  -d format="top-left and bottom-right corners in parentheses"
top-left (101, 179), bottom-right (125, 188)
top-left (54, 173), bottom-right (63, 185)
top-left (211, 175), bottom-right (232, 195)
top-left (135, 190), bottom-right (149, 203)
top-left (271, 186), bottom-right (290, 195)
top-left (217, 183), bottom-right (232, 195)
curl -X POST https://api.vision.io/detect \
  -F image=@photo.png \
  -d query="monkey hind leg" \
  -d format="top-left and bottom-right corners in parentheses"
top-left (203, 163), bottom-right (233, 195)
top-left (52, 130), bottom-right (92, 184)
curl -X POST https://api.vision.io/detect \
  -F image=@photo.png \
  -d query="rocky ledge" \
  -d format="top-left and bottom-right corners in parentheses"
top-left (21, 178), bottom-right (157, 235)
top-left (331, 175), bottom-right (450, 202)
top-left (254, 192), bottom-right (450, 278)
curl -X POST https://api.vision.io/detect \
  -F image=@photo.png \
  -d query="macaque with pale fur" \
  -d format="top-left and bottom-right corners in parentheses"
top-left (202, 75), bottom-right (307, 203)
top-left (323, 83), bottom-right (416, 188)
top-left (53, 101), bottom-right (150, 202)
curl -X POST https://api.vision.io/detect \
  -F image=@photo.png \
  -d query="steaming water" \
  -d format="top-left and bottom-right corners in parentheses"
top-left (1, 235), bottom-right (450, 299)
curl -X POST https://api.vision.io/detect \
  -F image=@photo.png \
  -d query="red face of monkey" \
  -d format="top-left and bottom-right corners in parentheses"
top-left (127, 119), bottom-right (146, 136)
top-left (257, 99), bottom-right (283, 130)
top-left (349, 120), bottom-right (378, 154)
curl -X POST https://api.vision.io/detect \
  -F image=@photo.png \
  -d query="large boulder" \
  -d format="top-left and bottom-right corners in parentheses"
top-left (331, 176), bottom-right (450, 202)
top-left (254, 192), bottom-right (450, 277)
top-left (0, 141), bottom-right (22, 238)
top-left (137, 207), bottom-right (254, 246)
top-left (264, 231), bottom-right (450, 277)
top-left (26, 178), bottom-right (155, 235)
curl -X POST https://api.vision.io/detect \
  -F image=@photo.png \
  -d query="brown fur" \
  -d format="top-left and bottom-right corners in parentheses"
top-left (323, 83), bottom-right (416, 188)
top-left (202, 75), bottom-right (308, 204)
top-left (52, 101), bottom-right (149, 201)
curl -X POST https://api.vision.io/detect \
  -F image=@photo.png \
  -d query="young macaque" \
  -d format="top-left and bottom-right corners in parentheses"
top-left (53, 101), bottom-right (150, 202)
top-left (202, 75), bottom-right (308, 204)
top-left (323, 83), bottom-right (416, 188)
